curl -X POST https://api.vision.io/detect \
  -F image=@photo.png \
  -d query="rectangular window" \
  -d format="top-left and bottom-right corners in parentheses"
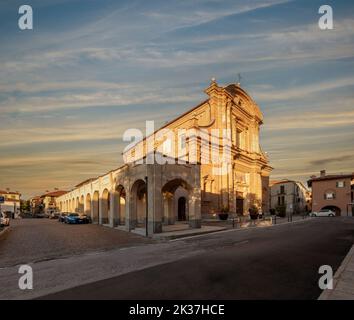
top-left (278, 196), bottom-right (285, 206)
top-left (163, 138), bottom-right (171, 154)
top-left (325, 192), bottom-right (335, 200)
top-left (280, 185), bottom-right (285, 194)
top-left (180, 134), bottom-right (186, 149)
top-left (336, 181), bottom-right (345, 188)
top-left (236, 130), bottom-right (241, 148)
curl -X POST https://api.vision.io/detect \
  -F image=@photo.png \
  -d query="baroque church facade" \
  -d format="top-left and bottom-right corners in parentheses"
top-left (57, 79), bottom-right (272, 235)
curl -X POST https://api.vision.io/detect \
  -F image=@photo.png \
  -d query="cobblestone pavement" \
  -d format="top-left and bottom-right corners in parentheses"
top-left (0, 218), bottom-right (153, 268)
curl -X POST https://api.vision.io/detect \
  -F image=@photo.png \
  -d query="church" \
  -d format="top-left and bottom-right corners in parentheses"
top-left (57, 79), bottom-right (272, 235)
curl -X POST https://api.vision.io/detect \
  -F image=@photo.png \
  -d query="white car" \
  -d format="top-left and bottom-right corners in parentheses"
top-left (311, 209), bottom-right (336, 217)
top-left (0, 212), bottom-right (10, 226)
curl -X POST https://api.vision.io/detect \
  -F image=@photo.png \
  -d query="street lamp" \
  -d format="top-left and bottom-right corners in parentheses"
top-left (144, 176), bottom-right (148, 237)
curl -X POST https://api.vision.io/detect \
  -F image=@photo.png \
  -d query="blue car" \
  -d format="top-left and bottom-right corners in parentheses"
top-left (64, 213), bottom-right (84, 224)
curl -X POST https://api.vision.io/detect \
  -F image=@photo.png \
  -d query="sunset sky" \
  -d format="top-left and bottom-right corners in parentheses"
top-left (0, 0), bottom-right (353, 199)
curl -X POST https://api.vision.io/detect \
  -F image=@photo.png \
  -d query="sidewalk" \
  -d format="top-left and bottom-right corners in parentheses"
top-left (202, 215), bottom-right (309, 229)
top-left (319, 244), bottom-right (354, 300)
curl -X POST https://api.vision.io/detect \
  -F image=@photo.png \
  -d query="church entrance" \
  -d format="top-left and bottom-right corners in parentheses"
top-left (178, 197), bottom-right (187, 221)
top-left (236, 198), bottom-right (244, 215)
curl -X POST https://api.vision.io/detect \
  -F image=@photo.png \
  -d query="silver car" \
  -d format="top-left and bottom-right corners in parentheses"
top-left (0, 212), bottom-right (10, 226)
top-left (311, 209), bottom-right (336, 217)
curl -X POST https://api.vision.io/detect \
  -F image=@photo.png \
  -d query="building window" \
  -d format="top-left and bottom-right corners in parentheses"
top-left (336, 181), bottom-right (345, 188)
top-left (163, 138), bottom-right (172, 155)
top-left (280, 185), bottom-right (285, 194)
top-left (324, 192), bottom-right (335, 200)
top-left (179, 134), bottom-right (186, 149)
top-left (278, 196), bottom-right (285, 206)
top-left (236, 130), bottom-right (241, 148)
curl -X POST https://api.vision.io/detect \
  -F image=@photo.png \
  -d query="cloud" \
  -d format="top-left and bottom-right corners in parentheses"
top-left (143, 0), bottom-right (290, 30)
top-left (0, 82), bottom-right (202, 114)
top-left (253, 77), bottom-right (354, 102)
top-left (310, 154), bottom-right (354, 167)
top-left (265, 111), bottom-right (354, 130)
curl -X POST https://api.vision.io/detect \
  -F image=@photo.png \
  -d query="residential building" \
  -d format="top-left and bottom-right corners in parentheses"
top-left (30, 190), bottom-right (67, 215)
top-left (0, 190), bottom-right (21, 217)
top-left (307, 170), bottom-right (354, 216)
top-left (270, 180), bottom-right (310, 215)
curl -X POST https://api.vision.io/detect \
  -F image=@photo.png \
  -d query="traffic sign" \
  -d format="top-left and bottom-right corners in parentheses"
top-left (0, 196), bottom-right (5, 204)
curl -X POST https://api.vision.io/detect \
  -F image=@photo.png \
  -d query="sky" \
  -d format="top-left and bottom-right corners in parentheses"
top-left (0, 0), bottom-right (353, 199)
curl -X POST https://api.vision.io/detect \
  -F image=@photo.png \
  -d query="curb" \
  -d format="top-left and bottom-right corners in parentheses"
top-left (157, 227), bottom-right (227, 241)
top-left (0, 226), bottom-right (10, 240)
top-left (170, 217), bottom-right (314, 241)
top-left (318, 244), bottom-right (354, 300)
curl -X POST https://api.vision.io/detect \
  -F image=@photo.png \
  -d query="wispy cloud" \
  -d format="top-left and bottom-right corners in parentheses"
top-left (310, 154), bottom-right (354, 167)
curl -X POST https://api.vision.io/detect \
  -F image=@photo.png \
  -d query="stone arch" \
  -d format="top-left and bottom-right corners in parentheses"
top-left (100, 189), bottom-right (110, 224)
top-left (162, 178), bottom-right (192, 225)
top-left (78, 195), bottom-right (84, 213)
top-left (92, 191), bottom-right (99, 223)
top-left (114, 184), bottom-right (126, 226)
top-left (75, 197), bottom-right (79, 212)
top-left (130, 179), bottom-right (147, 229)
top-left (85, 193), bottom-right (91, 216)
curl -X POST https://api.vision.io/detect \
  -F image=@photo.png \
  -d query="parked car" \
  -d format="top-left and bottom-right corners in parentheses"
top-left (0, 211), bottom-right (10, 227)
top-left (58, 212), bottom-right (68, 222)
top-left (310, 209), bottom-right (336, 217)
top-left (49, 212), bottom-right (60, 219)
top-left (64, 213), bottom-right (86, 224)
top-left (80, 214), bottom-right (92, 224)
top-left (35, 212), bottom-right (49, 218)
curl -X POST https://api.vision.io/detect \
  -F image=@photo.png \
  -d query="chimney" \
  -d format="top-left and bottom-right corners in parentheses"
top-left (320, 170), bottom-right (326, 177)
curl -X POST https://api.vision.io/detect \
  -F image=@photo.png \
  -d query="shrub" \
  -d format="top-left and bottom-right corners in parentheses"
top-left (276, 205), bottom-right (286, 217)
top-left (249, 205), bottom-right (259, 220)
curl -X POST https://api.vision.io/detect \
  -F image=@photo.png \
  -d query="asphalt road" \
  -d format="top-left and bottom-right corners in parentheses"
top-left (41, 217), bottom-right (354, 300)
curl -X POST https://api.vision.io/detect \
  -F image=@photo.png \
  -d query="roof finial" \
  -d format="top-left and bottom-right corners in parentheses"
top-left (237, 73), bottom-right (242, 86)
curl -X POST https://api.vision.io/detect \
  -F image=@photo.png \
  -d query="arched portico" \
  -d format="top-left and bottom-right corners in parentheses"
top-left (92, 191), bottom-right (99, 223)
top-left (100, 189), bottom-right (110, 224)
top-left (56, 161), bottom-right (201, 236)
top-left (113, 185), bottom-right (126, 227)
top-left (130, 179), bottom-right (147, 230)
top-left (85, 193), bottom-right (91, 216)
top-left (79, 195), bottom-right (84, 213)
top-left (162, 179), bottom-right (191, 226)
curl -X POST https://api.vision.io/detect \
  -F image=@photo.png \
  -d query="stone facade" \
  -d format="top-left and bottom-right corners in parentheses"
top-left (57, 80), bottom-right (272, 234)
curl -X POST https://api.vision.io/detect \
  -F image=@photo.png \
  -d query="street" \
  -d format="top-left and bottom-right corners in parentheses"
top-left (0, 217), bottom-right (353, 299)
top-left (42, 218), bottom-right (354, 300)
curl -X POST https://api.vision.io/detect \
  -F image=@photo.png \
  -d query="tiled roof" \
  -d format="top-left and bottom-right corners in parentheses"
top-left (269, 179), bottom-right (292, 186)
top-left (0, 190), bottom-right (21, 195)
top-left (307, 173), bottom-right (354, 187)
top-left (41, 190), bottom-right (67, 198)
